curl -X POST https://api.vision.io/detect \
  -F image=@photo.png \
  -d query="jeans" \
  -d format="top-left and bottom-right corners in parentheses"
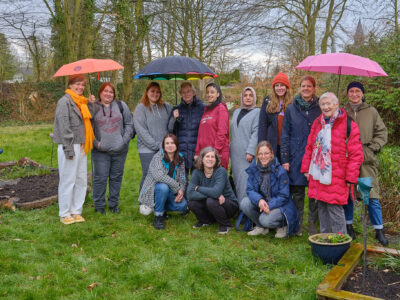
top-left (92, 150), bottom-right (127, 209)
top-left (343, 196), bottom-right (384, 229)
top-left (240, 197), bottom-right (283, 229)
top-left (154, 183), bottom-right (187, 217)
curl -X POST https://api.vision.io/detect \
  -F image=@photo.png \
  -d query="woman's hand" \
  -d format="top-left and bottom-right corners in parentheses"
top-left (218, 194), bottom-right (225, 205)
top-left (282, 163), bottom-right (290, 171)
top-left (88, 94), bottom-right (96, 103)
top-left (175, 189), bottom-right (184, 202)
top-left (246, 154), bottom-right (254, 162)
top-left (173, 109), bottom-right (179, 119)
top-left (304, 173), bottom-right (309, 181)
top-left (258, 199), bottom-right (270, 214)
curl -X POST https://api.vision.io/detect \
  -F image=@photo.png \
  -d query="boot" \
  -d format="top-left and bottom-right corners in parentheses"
top-left (346, 224), bottom-right (356, 240)
top-left (308, 222), bottom-right (318, 235)
top-left (375, 229), bottom-right (388, 246)
top-left (153, 216), bottom-right (165, 230)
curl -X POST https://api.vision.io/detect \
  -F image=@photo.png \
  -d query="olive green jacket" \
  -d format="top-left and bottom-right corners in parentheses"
top-left (344, 102), bottom-right (387, 199)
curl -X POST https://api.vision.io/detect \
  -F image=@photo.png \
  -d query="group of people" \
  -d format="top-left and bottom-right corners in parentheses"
top-left (53, 72), bottom-right (389, 245)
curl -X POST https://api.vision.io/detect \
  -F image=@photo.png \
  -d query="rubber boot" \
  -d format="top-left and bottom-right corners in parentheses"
top-left (153, 215), bottom-right (165, 230)
top-left (346, 224), bottom-right (356, 240)
top-left (375, 229), bottom-right (388, 246)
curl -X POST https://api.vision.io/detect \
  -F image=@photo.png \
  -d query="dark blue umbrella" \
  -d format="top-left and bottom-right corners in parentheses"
top-left (134, 56), bottom-right (217, 103)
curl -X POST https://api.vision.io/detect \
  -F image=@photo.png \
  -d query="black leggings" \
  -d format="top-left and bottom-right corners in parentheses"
top-left (188, 197), bottom-right (239, 227)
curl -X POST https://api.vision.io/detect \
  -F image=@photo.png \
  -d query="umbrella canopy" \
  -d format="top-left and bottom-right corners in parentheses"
top-left (134, 56), bottom-right (217, 80)
top-left (296, 53), bottom-right (387, 77)
top-left (54, 58), bottom-right (123, 77)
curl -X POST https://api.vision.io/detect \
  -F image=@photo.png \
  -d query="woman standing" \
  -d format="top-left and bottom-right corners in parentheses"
top-left (258, 72), bottom-right (292, 160)
top-left (53, 74), bottom-right (95, 224)
top-left (195, 83), bottom-right (229, 169)
top-left (301, 92), bottom-right (363, 234)
top-left (280, 75), bottom-right (321, 235)
top-left (187, 147), bottom-right (238, 234)
top-left (240, 141), bottom-right (299, 237)
top-left (133, 82), bottom-right (172, 214)
top-left (230, 87), bottom-right (259, 203)
top-left (139, 134), bottom-right (187, 229)
top-left (92, 82), bottom-right (133, 214)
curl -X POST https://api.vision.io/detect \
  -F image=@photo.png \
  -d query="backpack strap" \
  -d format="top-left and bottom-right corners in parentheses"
top-left (116, 100), bottom-right (125, 129)
top-left (346, 115), bottom-right (352, 139)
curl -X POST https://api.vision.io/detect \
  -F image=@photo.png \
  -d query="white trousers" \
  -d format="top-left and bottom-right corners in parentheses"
top-left (57, 144), bottom-right (87, 217)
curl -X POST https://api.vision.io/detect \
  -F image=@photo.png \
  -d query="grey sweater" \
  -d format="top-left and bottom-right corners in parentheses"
top-left (187, 167), bottom-right (237, 202)
top-left (139, 149), bottom-right (186, 208)
top-left (53, 94), bottom-right (86, 158)
top-left (133, 102), bottom-right (173, 153)
top-left (92, 100), bottom-right (133, 154)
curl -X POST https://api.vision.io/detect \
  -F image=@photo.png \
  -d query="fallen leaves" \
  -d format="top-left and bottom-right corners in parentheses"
top-left (111, 231), bottom-right (116, 238)
top-left (71, 244), bottom-right (78, 248)
top-left (82, 267), bottom-right (87, 272)
top-left (87, 282), bottom-right (99, 290)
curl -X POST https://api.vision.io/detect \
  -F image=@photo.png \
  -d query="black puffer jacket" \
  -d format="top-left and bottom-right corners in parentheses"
top-left (170, 96), bottom-right (205, 169)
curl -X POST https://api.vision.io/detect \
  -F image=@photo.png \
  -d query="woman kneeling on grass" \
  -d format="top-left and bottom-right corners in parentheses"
top-left (301, 92), bottom-right (363, 234)
top-left (240, 141), bottom-right (299, 237)
top-left (139, 133), bottom-right (188, 230)
top-left (187, 147), bottom-right (239, 234)
top-left (53, 74), bottom-right (95, 225)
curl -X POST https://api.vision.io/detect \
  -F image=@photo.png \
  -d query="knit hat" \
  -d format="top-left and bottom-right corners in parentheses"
top-left (347, 81), bottom-right (364, 94)
top-left (272, 72), bottom-right (290, 88)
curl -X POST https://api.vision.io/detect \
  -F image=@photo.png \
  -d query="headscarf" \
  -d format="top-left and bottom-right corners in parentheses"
top-left (206, 83), bottom-right (222, 110)
top-left (65, 89), bottom-right (94, 155)
top-left (240, 86), bottom-right (257, 110)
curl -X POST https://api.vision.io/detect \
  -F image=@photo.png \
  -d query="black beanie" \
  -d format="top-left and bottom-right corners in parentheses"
top-left (347, 81), bottom-right (365, 94)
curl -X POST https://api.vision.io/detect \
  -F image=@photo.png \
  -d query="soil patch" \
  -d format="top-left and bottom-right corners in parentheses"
top-left (0, 171), bottom-right (58, 203)
top-left (342, 265), bottom-right (400, 299)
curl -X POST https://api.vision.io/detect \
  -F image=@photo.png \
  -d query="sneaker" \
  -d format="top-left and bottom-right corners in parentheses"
top-left (153, 216), bottom-right (165, 230)
top-left (95, 208), bottom-right (106, 215)
top-left (193, 222), bottom-right (210, 229)
top-left (72, 214), bottom-right (85, 223)
top-left (60, 216), bottom-right (75, 225)
top-left (295, 226), bottom-right (303, 237)
top-left (109, 206), bottom-right (120, 214)
top-left (218, 226), bottom-right (231, 234)
top-left (247, 226), bottom-right (269, 236)
top-left (275, 226), bottom-right (287, 238)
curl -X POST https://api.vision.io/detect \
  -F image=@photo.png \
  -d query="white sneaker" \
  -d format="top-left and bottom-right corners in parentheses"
top-left (139, 205), bottom-right (153, 215)
top-left (247, 226), bottom-right (269, 236)
top-left (275, 226), bottom-right (288, 238)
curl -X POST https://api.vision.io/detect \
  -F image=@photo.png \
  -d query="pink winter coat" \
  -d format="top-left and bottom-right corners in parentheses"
top-left (195, 102), bottom-right (229, 169)
top-left (301, 109), bottom-right (364, 205)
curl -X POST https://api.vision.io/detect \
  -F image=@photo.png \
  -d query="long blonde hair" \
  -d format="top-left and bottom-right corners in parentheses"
top-left (266, 87), bottom-right (292, 114)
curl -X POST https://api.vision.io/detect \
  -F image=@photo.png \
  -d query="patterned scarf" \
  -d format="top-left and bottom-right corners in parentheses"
top-left (295, 94), bottom-right (318, 111)
top-left (65, 89), bottom-right (94, 154)
top-left (308, 109), bottom-right (340, 185)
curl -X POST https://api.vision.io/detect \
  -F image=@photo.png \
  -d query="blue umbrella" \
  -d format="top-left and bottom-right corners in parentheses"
top-left (134, 56), bottom-right (217, 103)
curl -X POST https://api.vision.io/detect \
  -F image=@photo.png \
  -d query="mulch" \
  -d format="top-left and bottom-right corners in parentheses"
top-left (342, 265), bottom-right (400, 299)
top-left (0, 171), bottom-right (58, 203)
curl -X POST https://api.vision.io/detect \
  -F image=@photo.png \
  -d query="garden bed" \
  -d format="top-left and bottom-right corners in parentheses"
top-left (342, 265), bottom-right (400, 299)
top-left (316, 243), bottom-right (400, 300)
top-left (0, 158), bottom-right (58, 209)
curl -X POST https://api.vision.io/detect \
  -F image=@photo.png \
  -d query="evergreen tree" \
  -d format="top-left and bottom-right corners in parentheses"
top-left (0, 33), bottom-right (17, 81)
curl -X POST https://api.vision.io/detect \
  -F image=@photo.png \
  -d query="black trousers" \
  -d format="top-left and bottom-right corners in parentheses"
top-left (188, 197), bottom-right (239, 227)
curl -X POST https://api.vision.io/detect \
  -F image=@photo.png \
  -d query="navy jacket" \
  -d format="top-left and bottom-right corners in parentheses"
top-left (280, 98), bottom-right (321, 186)
top-left (245, 159), bottom-right (299, 236)
top-left (170, 96), bottom-right (205, 169)
top-left (258, 96), bottom-right (279, 154)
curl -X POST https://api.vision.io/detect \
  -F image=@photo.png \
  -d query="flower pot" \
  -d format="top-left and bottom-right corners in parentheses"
top-left (309, 233), bottom-right (352, 265)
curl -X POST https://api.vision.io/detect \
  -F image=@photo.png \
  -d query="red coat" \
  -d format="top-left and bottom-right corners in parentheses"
top-left (195, 103), bottom-right (229, 169)
top-left (301, 109), bottom-right (364, 205)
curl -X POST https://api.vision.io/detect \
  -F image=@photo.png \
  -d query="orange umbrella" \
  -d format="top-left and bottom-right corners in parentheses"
top-left (53, 58), bottom-right (123, 78)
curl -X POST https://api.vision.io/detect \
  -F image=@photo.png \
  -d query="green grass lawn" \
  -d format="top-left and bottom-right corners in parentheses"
top-left (0, 124), bottom-right (395, 299)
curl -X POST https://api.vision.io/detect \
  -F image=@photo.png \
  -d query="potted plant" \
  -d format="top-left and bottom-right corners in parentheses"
top-left (309, 232), bottom-right (352, 264)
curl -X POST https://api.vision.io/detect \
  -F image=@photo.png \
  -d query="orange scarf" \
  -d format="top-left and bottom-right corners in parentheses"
top-left (65, 89), bottom-right (94, 154)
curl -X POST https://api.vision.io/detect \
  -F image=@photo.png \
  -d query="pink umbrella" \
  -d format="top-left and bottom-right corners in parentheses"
top-left (296, 52), bottom-right (387, 94)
